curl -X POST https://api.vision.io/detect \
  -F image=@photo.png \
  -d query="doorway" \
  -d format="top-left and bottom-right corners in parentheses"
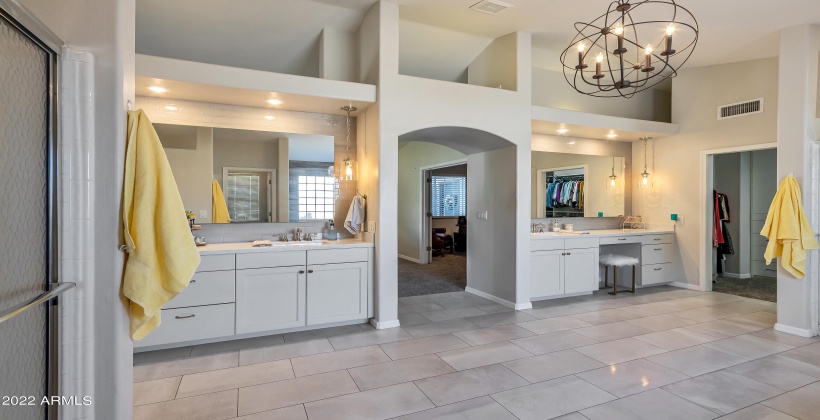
top-left (704, 146), bottom-right (778, 301)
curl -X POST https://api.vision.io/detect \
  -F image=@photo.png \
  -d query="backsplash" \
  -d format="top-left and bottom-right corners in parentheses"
top-left (530, 217), bottom-right (624, 230)
top-left (196, 221), bottom-right (325, 244)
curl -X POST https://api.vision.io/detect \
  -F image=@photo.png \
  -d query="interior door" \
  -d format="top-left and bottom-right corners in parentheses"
top-left (0, 6), bottom-right (60, 420)
top-left (424, 169), bottom-right (433, 263)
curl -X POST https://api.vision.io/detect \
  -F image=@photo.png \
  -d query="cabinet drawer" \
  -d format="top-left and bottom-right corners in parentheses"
top-left (531, 239), bottom-right (564, 252)
top-left (165, 271), bottom-right (235, 309)
top-left (307, 248), bottom-right (368, 265)
top-left (564, 237), bottom-right (600, 249)
top-left (641, 234), bottom-right (675, 245)
top-left (642, 243), bottom-right (674, 265)
top-left (642, 264), bottom-right (673, 285)
top-left (197, 254), bottom-right (235, 272)
top-left (236, 250), bottom-right (306, 269)
top-left (600, 235), bottom-right (641, 245)
top-left (135, 304), bottom-right (235, 348)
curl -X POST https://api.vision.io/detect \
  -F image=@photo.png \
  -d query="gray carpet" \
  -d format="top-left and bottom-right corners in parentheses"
top-left (713, 275), bottom-right (776, 302)
top-left (398, 253), bottom-right (466, 298)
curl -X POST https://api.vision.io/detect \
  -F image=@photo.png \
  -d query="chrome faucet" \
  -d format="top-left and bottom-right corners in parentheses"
top-left (295, 228), bottom-right (303, 241)
top-left (532, 223), bottom-right (547, 233)
top-left (280, 233), bottom-right (289, 242)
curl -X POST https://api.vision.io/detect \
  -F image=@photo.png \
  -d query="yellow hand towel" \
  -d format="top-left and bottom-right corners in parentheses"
top-left (212, 179), bottom-right (231, 224)
top-left (760, 176), bottom-right (819, 278)
top-left (122, 110), bottom-right (201, 340)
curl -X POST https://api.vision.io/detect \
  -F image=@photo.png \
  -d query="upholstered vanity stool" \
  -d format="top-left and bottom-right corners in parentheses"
top-left (600, 254), bottom-right (639, 295)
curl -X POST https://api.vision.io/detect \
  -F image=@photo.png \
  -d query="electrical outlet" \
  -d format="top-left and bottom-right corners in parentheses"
top-left (367, 221), bottom-right (377, 232)
top-left (199, 210), bottom-right (208, 219)
top-left (676, 215), bottom-right (685, 225)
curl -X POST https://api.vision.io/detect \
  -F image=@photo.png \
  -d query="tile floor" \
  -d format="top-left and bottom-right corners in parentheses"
top-left (133, 286), bottom-right (820, 420)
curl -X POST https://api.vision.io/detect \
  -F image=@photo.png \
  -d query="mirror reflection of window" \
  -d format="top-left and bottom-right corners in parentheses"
top-left (226, 172), bottom-right (262, 222)
top-left (298, 175), bottom-right (335, 220)
top-left (432, 176), bottom-right (467, 217)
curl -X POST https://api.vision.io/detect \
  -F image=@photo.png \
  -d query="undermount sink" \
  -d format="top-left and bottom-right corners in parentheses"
top-left (266, 241), bottom-right (323, 247)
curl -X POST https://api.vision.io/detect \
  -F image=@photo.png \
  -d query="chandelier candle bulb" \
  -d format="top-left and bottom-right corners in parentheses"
top-left (576, 43), bottom-right (588, 69)
top-left (662, 24), bottom-right (675, 56)
top-left (643, 45), bottom-right (655, 72)
top-left (594, 53), bottom-right (604, 79)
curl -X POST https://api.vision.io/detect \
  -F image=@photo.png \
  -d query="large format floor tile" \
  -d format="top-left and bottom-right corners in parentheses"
top-left (238, 338), bottom-right (335, 366)
top-left (379, 334), bottom-right (470, 360)
top-left (516, 316), bottom-right (592, 334)
top-left (303, 382), bottom-right (434, 420)
top-left (573, 338), bottom-right (667, 365)
top-left (414, 364), bottom-right (529, 406)
top-left (702, 334), bottom-right (794, 360)
top-left (491, 375), bottom-right (616, 420)
top-left (579, 388), bottom-right (717, 420)
top-left (576, 359), bottom-right (688, 397)
top-left (437, 341), bottom-right (533, 371)
top-left (421, 307), bottom-right (489, 322)
top-left (510, 330), bottom-right (598, 355)
top-left (403, 318), bottom-right (480, 338)
top-left (570, 309), bottom-right (643, 325)
top-left (662, 371), bottom-right (783, 415)
top-left (134, 389), bottom-right (238, 420)
top-left (728, 355), bottom-right (820, 391)
top-left (133, 347), bottom-right (192, 366)
top-left (719, 404), bottom-right (799, 420)
top-left (237, 370), bottom-right (359, 416)
top-left (684, 318), bottom-right (765, 338)
top-left (779, 341), bottom-right (820, 367)
top-left (572, 322), bottom-right (654, 342)
top-left (748, 329), bottom-right (820, 347)
top-left (282, 324), bottom-right (369, 343)
top-left (347, 354), bottom-right (455, 390)
top-left (134, 352), bottom-right (239, 382)
top-left (327, 328), bottom-right (414, 351)
top-left (645, 345), bottom-right (748, 376)
top-left (762, 381), bottom-right (820, 419)
top-left (624, 314), bottom-right (699, 332)
top-left (453, 323), bottom-right (534, 346)
top-left (133, 377), bottom-right (181, 406)
top-left (189, 334), bottom-right (284, 357)
top-left (176, 359), bottom-right (294, 398)
top-left (464, 310), bottom-right (538, 327)
top-left (502, 350), bottom-right (605, 383)
top-left (290, 345), bottom-right (391, 376)
top-left (236, 405), bottom-right (308, 420)
top-left (632, 328), bottom-right (720, 350)
top-left (395, 396), bottom-right (518, 420)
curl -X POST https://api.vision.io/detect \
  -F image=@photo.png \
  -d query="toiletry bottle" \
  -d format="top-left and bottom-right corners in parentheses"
top-left (323, 220), bottom-right (339, 241)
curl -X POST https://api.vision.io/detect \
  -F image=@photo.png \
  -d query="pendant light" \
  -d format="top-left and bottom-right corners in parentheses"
top-left (638, 137), bottom-right (652, 189)
top-left (607, 156), bottom-right (617, 190)
top-left (338, 105), bottom-right (357, 182)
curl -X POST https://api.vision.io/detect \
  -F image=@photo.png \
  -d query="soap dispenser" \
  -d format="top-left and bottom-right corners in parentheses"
top-left (323, 220), bottom-right (339, 241)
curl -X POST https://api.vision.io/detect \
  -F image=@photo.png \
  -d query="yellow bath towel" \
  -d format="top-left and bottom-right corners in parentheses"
top-left (761, 176), bottom-right (819, 278)
top-left (122, 110), bottom-right (201, 340)
top-left (212, 179), bottom-right (231, 224)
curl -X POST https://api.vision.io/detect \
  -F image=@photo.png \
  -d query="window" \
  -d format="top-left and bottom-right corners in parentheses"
top-left (431, 176), bottom-right (467, 217)
top-left (298, 175), bottom-right (335, 220)
top-left (226, 173), bottom-right (261, 222)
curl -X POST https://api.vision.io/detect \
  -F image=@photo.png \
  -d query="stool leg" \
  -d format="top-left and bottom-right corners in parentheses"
top-left (629, 265), bottom-right (636, 293)
top-left (604, 265), bottom-right (609, 288)
top-left (609, 266), bottom-right (618, 295)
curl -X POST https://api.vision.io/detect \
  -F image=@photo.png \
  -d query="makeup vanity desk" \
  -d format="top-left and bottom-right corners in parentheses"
top-left (530, 228), bottom-right (676, 301)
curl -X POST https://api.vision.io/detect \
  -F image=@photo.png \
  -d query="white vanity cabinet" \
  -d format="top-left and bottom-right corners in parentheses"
top-left (236, 266), bottom-right (306, 334)
top-left (640, 234), bottom-right (675, 285)
top-left (531, 238), bottom-right (600, 299)
top-left (307, 262), bottom-right (368, 325)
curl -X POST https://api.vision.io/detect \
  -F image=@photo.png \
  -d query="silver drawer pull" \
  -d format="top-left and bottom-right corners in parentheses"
top-left (654, 268), bottom-right (662, 271)
top-left (654, 248), bottom-right (662, 251)
top-left (654, 238), bottom-right (662, 241)
top-left (175, 314), bottom-right (196, 319)
top-left (618, 238), bottom-right (627, 241)
top-left (299, 270), bottom-right (305, 274)
top-left (190, 279), bottom-right (197, 283)
top-left (308, 269), bottom-right (314, 273)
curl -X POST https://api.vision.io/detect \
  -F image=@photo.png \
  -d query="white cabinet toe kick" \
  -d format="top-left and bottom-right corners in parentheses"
top-left (530, 230), bottom-right (677, 301)
top-left (135, 244), bottom-right (374, 351)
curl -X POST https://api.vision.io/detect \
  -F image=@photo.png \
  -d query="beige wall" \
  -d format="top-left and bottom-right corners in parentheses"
top-left (468, 32), bottom-right (517, 91)
top-left (397, 141), bottom-right (466, 261)
top-left (532, 67), bottom-right (672, 122)
top-left (633, 57), bottom-right (779, 286)
top-left (163, 127), bottom-right (214, 223)
top-left (532, 152), bottom-right (625, 218)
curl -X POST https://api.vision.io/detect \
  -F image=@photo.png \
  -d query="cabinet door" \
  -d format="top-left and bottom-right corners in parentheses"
top-left (236, 266), bottom-right (306, 334)
top-left (307, 262), bottom-right (368, 325)
top-left (563, 247), bottom-right (600, 294)
top-left (530, 250), bottom-right (564, 298)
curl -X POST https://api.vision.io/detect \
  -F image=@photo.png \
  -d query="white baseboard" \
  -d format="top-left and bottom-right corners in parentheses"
top-left (774, 323), bottom-right (816, 338)
top-left (721, 272), bottom-right (753, 279)
top-left (670, 281), bottom-right (703, 291)
top-left (370, 318), bottom-right (400, 330)
top-left (465, 287), bottom-right (532, 310)
top-left (398, 254), bottom-right (422, 264)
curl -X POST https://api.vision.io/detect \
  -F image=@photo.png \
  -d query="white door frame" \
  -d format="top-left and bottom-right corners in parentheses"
top-left (222, 167), bottom-right (276, 222)
top-left (699, 142), bottom-right (777, 292)
top-left (419, 158), bottom-right (468, 264)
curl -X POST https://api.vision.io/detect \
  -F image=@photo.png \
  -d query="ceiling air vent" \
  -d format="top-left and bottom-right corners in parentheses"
top-left (717, 98), bottom-right (764, 120)
top-left (469, 0), bottom-right (513, 14)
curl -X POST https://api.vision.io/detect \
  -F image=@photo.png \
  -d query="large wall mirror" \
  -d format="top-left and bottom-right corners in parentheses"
top-left (532, 151), bottom-right (626, 218)
top-left (155, 123), bottom-right (336, 224)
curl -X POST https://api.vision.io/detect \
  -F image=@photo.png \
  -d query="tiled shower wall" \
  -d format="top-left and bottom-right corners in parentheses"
top-left (135, 96), bottom-right (359, 242)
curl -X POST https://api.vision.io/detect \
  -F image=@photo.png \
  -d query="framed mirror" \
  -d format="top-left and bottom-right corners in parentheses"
top-left (155, 123), bottom-right (336, 224)
top-left (532, 151), bottom-right (626, 218)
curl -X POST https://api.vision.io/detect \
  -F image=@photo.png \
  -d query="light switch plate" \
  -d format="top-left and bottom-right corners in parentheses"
top-left (367, 221), bottom-right (377, 232)
top-left (477, 211), bottom-right (489, 220)
top-left (199, 210), bottom-right (208, 218)
top-left (676, 215), bottom-right (685, 225)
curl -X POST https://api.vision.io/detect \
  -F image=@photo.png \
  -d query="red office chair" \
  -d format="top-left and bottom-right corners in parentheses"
top-left (432, 228), bottom-right (453, 256)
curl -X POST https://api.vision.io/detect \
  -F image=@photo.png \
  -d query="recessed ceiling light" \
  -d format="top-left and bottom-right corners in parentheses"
top-left (606, 133), bottom-right (618, 138)
top-left (263, 115), bottom-right (275, 120)
top-left (556, 128), bottom-right (569, 134)
top-left (165, 105), bottom-right (179, 111)
top-left (267, 99), bottom-right (283, 105)
top-left (147, 86), bottom-right (167, 93)
top-left (567, 141), bottom-right (577, 145)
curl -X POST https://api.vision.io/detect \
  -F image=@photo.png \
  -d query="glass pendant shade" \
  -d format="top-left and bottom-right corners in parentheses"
top-left (607, 174), bottom-right (617, 190)
top-left (638, 171), bottom-right (650, 188)
top-left (342, 157), bottom-right (357, 182)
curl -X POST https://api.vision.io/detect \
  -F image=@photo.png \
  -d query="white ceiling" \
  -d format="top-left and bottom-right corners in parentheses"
top-left (137, 0), bottom-right (820, 79)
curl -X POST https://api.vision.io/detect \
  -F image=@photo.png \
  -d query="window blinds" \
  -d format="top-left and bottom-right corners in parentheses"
top-left (431, 176), bottom-right (467, 217)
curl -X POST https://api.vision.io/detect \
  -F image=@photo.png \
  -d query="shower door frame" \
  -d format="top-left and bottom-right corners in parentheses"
top-left (0, 1), bottom-right (64, 419)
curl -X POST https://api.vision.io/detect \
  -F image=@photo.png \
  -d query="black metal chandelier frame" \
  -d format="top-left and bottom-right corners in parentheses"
top-left (560, 0), bottom-right (698, 98)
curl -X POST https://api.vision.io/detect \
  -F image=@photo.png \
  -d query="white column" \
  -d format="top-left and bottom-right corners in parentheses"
top-left (775, 24), bottom-right (819, 336)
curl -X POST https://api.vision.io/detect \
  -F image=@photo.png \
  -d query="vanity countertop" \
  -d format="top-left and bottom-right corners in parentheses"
top-left (197, 238), bottom-right (374, 255)
top-left (531, 228), bottom-right (675, 240)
